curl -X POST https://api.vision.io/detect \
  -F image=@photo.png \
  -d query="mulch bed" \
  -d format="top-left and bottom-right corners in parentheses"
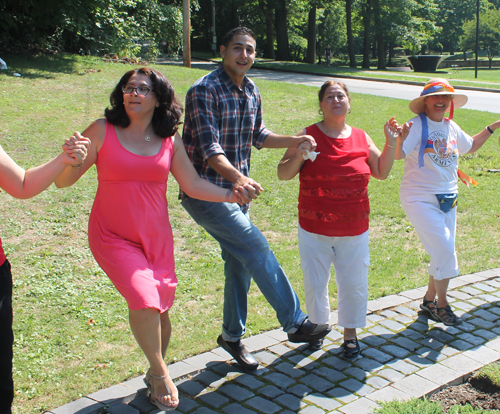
top-left (430, 376), bottom-right (500, 412)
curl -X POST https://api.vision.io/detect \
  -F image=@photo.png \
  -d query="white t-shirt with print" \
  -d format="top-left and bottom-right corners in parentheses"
top-left (400, 115), bottom-right (473, 195)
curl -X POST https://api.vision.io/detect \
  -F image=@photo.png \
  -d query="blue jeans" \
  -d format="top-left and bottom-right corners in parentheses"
top-left (181, 197), bottom-right (306, 342)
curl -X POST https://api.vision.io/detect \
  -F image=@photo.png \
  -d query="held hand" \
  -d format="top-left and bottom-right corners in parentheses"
top-left (233, 176), bottom-right (264, 204)
top-left (62, 131), bottom-right (91, 166)
top-left (297, 135), bottom-right (317, 150)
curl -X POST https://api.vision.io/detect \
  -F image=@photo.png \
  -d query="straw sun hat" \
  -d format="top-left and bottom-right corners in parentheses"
top-left (409, 78), bottom-right (468, 116)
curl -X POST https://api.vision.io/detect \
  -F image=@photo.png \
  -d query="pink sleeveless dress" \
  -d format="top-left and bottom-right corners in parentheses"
top-left (88, 121), bottom-right (177, 312)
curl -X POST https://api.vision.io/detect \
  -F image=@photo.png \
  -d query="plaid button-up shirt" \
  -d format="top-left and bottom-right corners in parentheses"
top-left (182, 65), bottom-right (270, 192)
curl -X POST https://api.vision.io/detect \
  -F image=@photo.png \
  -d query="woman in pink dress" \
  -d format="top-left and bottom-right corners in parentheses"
top-left (55, 68), bottom-right (243, 411)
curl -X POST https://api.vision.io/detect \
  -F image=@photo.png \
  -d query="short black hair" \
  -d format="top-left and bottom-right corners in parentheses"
top-left (222, 27), bottom-right (256, 48)
top-left (105, 67), bottom-right (183, 138)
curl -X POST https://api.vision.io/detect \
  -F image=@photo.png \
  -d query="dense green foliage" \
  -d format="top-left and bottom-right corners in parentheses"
top-left (0, 0), bottom-right (183, 57)
top-left (2, 0), bottom-right (500, 67)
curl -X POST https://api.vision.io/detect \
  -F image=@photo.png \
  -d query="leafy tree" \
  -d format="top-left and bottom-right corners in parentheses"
top-left (460, 8), bottom-right (500, 67)
top-left (435, 0), bottom-right (476, 55)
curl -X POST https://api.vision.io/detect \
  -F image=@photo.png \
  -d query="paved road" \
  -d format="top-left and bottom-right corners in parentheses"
top-left (186, 61), bottom-right (500, 114)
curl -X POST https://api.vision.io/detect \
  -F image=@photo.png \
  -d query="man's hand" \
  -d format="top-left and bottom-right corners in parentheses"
top-left (233, 175), bottom-right (264, 204)
top-left (296, 134), bottom-right (316, 150)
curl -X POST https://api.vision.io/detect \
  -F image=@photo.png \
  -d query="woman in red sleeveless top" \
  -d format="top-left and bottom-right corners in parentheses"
top-left (278, 81), bottom-right (409, 357)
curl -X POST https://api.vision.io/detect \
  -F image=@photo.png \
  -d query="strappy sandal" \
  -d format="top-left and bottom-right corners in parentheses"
top-left (342, 338), bottom-right (360, 359)
top-left (419, 297), bottom-right (438, 319)
top-left (434, 305), bottom-right (463, 326)
top-left (147, 372), bottom-right (178, 411)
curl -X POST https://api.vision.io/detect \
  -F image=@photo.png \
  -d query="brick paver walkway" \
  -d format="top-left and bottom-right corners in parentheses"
top-left (48, 268), bottom-right (500, 414)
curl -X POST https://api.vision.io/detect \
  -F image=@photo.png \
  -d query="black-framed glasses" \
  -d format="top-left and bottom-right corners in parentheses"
top-left (122, 85), bottom-right (153, 96)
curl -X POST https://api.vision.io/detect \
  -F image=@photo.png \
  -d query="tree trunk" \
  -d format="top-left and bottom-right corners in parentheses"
top-left (275, 0), bottom-right (291, 61)
top-left (259, 0), bottom-right (275, 59)
top-left (305, 6), bottom-right (316, 64)
top-left (372, 0), bottom-right (385, 69)
top-left (346, 0), bottom-right (356, 68)
top-left (362, 0), bottom-right (371, 69)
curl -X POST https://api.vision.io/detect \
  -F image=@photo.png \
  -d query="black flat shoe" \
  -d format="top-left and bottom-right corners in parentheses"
top-left (287, 318), bottom-right (332, 343)
top-left (217, 335), bottom-right (259, 371)
top-left (343, 338), bottom-right (360, 359)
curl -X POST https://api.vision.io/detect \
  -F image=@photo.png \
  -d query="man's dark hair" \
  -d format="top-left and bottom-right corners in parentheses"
top-left (105, 67), bottom-right (183, 138)
top-left (222, 27), bottom-right (256, 48)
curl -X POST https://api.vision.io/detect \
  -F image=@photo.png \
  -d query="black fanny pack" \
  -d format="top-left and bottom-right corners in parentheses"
top-left (436, 194), bottom-right (458, 212)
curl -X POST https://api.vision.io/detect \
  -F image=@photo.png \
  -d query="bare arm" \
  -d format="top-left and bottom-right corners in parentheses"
top-left (55, 120), bottom-right (104, 188)
top-left (0, 137), bottom-right (89, 199)
top-left (468, 119), bottom-right (500, 154)
top-left (277, 129), bottom-right (311, 180)
top-left (170, 133), bottom-right (241, 203)
top-left (368, 118), bottom-right (410, 180)
top-left (262, 132), bottom-right (317, 150)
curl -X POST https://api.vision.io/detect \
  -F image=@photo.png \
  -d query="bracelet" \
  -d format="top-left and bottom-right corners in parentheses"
top-left (71, 162), bottom-right (83, 168)
top-left (225, 188), bottom-right (232, 203)
top-left (486, 125), bottom-right (494, 134)
top-left (385, 142), bottom-right (396, 149)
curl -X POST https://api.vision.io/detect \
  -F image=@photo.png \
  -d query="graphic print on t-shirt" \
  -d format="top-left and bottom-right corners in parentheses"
top-left (423, 129), bottom-right (458, 168)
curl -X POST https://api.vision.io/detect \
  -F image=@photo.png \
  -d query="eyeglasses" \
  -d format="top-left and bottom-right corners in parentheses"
top-left (122, 85), bottom-right (153, 96)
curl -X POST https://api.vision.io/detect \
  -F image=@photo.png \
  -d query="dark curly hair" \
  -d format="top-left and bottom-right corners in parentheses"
top-left (105, 67), bottom-right (183, 138)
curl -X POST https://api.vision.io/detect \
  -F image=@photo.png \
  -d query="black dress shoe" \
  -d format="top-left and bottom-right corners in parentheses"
top-left (287, 318), bottom-right (332, 343)
top-left (217, 335), bottom-right (259, 371)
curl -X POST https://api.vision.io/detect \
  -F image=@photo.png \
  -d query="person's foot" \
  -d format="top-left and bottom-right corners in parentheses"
top-left (147, 370), bottom-right (179, 411)
top-left (287, 318), bottom-right (332, 343)
top-left (342, 338), bottom-right (360, 359)
top-left (217, 335), bottom-right (259, 371)
top-left (307, 338), bottom-right (323, 350)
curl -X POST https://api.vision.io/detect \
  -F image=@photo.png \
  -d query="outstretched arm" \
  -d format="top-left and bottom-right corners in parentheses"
top-left (468, 120), bottom-right (500, 154)
top-left (0, 136), bottom-right (89, 199)
top-left (367, 117), bottom-right (411, 180)
top-left (170, 133), bottom-right (243, 204)
top-left (277, 129), bottom-right (311, 180)
top-left (55, 120), bottom-right (103, 188)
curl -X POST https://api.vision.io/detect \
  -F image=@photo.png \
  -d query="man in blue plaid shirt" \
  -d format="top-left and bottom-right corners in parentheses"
top-left (181, 27), bottom-right (331, 371)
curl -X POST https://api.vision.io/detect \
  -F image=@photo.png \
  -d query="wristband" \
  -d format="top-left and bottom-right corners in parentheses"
top-left (71, 162), bottom-right (83, 168)
top-left (385, 142), bottom-right (396, 149)
top-left (486, 125), bottom-right (494, 134)
top-left (225, 188), bottom-right (232, 203)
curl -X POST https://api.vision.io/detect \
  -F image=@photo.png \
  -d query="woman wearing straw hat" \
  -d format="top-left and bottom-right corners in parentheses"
top-left (394, 78), bottom-right (500, 326)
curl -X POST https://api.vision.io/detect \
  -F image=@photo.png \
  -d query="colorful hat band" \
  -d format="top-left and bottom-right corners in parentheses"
top-left (420, 82), bottom-right (455, 96)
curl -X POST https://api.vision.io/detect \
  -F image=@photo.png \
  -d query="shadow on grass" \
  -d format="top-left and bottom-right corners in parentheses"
top-left (0, 51), bottom-right (85, 79)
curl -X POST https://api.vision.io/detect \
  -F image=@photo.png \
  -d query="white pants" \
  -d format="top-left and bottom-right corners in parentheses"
top-left (298, 225), bottom-right (369, 328)
top-left (400, 192), bottom-right (458, 280)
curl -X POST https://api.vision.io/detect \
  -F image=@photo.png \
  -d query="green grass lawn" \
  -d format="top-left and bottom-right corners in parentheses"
top-left (1, 52), bottom-right (500, 413)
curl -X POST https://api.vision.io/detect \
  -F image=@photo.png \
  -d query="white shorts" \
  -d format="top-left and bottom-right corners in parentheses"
top-left (298, 225), bottom-right (369, 328)
top-left (400, 192), bottom-right (458, 280)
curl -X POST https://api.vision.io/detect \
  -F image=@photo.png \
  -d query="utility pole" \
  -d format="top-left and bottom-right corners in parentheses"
top-left (183, 0), bottom-right (191, 68)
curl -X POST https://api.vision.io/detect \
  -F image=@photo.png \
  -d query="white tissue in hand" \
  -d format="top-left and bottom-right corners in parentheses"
top-left (302, 150), bottom-right (320, 162)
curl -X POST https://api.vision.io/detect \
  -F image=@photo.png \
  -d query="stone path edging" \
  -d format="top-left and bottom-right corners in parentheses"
top-left (47, 267), bottom-right (500, 414)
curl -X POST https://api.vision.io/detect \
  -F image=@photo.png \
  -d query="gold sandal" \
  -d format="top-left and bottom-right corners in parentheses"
top-left (148, 372), bottom-right (178, 411)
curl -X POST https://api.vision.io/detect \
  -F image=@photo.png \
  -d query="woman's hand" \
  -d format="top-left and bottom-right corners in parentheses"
top-left (384, 117), bottom-right (412, 146)
top-left (62, 132), bottom-right (91, 166)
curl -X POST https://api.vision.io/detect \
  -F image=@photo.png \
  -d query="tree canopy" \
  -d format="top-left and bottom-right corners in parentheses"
top-left (2, 0), bottom-right (500, 68)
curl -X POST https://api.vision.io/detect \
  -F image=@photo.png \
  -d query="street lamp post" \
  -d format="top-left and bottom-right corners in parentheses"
top-left (475, 0), bottom-right (479, 78)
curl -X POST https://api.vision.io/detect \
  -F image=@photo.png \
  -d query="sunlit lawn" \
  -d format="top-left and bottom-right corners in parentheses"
top-left (1, 52), bottom-right (500, 413)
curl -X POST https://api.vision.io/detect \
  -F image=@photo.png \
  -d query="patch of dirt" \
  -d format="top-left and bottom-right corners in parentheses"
top-left (430, 377), bottom-right (500, 412)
